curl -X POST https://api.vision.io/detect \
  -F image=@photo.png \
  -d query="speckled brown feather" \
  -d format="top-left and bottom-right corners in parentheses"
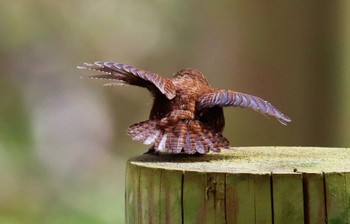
top-left (78, 62), bottom-right (176, 99)
top-left (198, 90), bottom-right (291, 125)
top-left (78, 62), bottom-right (291, 154)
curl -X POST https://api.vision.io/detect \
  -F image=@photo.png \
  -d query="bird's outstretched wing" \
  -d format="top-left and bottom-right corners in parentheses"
top-left (77, 61), bottom-right (176, 99)
top-left (197, 90), bottom-right (291, 125)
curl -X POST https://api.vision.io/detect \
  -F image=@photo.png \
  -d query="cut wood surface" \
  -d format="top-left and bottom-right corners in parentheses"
top-left (125, 147), bottom-right (350, 224)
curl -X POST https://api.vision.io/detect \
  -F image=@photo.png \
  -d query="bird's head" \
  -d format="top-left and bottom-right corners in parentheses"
top-left (173, 69), bottom-right (210, 85)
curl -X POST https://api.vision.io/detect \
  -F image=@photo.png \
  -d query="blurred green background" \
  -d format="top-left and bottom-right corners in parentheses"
top-left (1, 1), bottom-right (349, 223)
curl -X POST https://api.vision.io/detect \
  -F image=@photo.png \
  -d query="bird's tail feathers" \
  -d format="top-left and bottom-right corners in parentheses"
top-left (128, 120), bottom-right (229, 154)
top-left (127, 120), bottom-right (160, 145)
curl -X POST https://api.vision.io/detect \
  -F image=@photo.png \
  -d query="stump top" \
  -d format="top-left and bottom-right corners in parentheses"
top-left (129, 147), bottom-right (350, 173)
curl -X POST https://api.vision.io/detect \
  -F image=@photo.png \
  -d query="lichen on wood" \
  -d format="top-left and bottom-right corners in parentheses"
top-left (125, 147), bottom-right (350, 223)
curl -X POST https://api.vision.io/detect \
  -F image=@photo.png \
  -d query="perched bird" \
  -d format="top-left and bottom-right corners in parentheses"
top-left (78, 62), bottom-right (291, 154)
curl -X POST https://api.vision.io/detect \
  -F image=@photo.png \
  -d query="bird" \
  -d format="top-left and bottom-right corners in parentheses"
top-left (77, 61), bottom-right (291, 154)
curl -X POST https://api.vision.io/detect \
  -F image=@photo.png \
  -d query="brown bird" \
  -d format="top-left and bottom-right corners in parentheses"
top-left (78, 62), bottom-right (291, 154)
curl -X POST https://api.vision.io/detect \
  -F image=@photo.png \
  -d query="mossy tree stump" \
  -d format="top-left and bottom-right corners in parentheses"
top-left (125, 147), bottom-right (350, 224)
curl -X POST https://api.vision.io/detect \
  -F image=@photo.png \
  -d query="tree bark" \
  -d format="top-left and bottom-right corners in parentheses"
top-left (125, 147), bottom-right (350, 224)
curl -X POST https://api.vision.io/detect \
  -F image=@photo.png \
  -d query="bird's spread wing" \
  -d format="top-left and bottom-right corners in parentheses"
top-left (77, 61), bottom-right (176, 99)
top-left (197, 90), bottom-right (291, 125)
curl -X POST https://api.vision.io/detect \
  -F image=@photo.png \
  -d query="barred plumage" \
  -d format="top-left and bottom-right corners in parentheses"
top-left (198, 90), bottom-right (291, 125)
top-left (78, 62), bottom-right (291, 154)
top-left (78, 62), bottom-right (176, 99)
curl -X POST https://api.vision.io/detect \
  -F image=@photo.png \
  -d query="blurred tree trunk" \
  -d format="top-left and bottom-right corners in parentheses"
top-left (339, 1), bottom-right (350, 146)
top-left (228, 1), bottom-right (342, 147)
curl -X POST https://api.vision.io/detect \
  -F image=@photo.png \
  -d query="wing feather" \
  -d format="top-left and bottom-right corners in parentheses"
top-left (198, 90), bottom-right (291, 125)
top-left (78, 61), bottom-right (176, 99)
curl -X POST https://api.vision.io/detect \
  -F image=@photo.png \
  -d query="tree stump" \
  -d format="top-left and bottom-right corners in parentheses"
top-left (125, 147), bottom-right (350, 224)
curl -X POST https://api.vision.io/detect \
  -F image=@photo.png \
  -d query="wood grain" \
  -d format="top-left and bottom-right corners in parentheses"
top-left (125, 147), bottom-right (350, 224)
